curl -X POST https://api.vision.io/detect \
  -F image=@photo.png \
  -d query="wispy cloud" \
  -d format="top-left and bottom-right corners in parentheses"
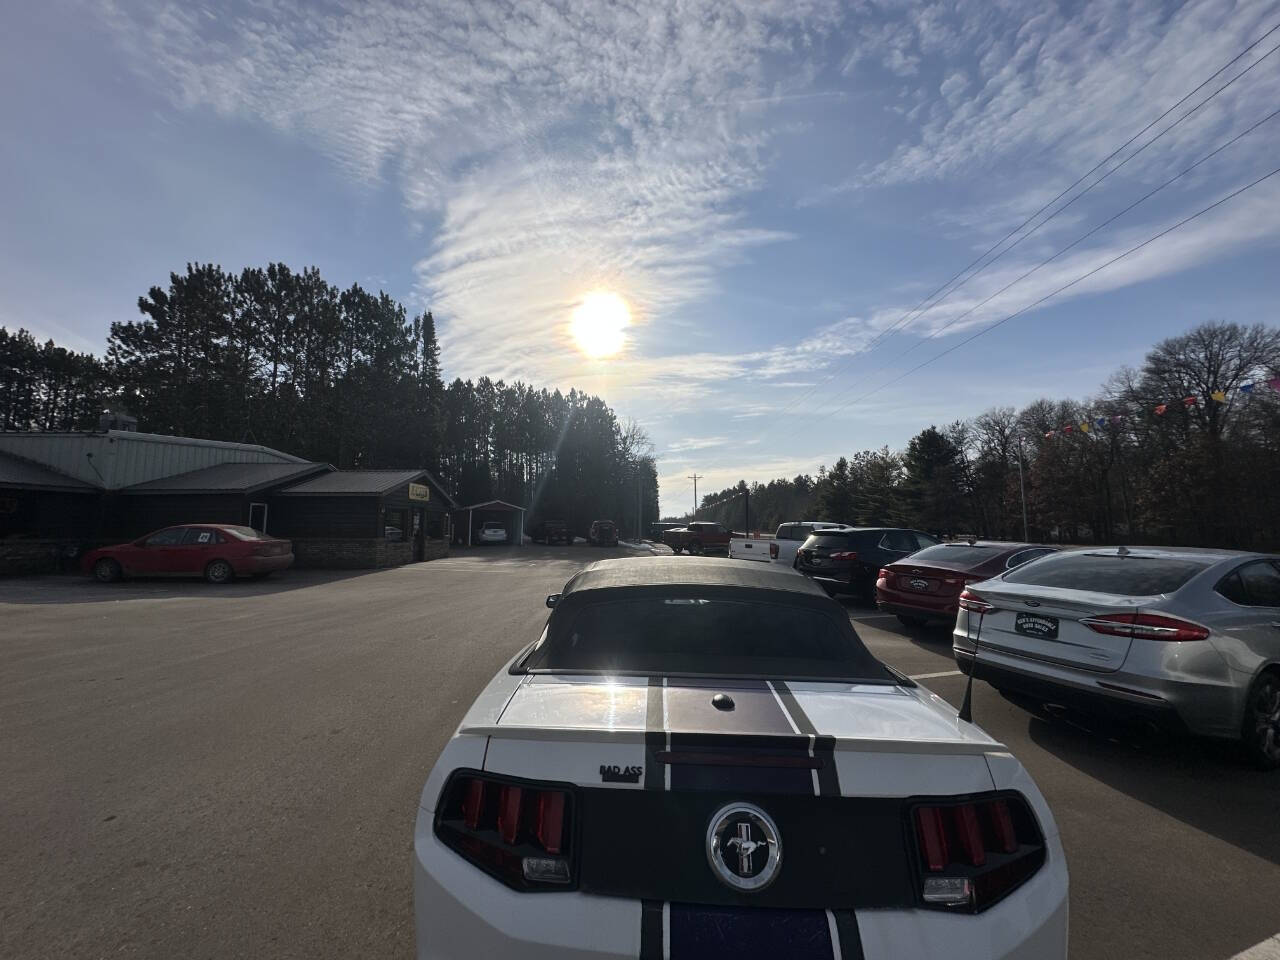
top-left (97, 0), bottom-right (842, 388)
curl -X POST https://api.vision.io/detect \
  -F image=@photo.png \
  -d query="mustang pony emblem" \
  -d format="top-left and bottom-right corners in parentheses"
top-left (706, 802), bottom-right (783, 892)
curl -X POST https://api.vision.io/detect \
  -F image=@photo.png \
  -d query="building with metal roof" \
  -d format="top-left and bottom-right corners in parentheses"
top-left (0, 430), bottom-right (304, 490)
top-left (454, 499), bottom-right (527, 547)
top-left (274, 468), bottom-right (456, 567)
top-left (0, 430), bottom-right (459, 574)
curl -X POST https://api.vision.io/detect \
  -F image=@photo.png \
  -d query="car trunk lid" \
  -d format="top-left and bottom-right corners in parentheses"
top-left (470, 675), bottom-right (998, 797)
top-left (962, 583), bottom-right (1154, 672)
top-left (885, 562), bottom-right (975, 597)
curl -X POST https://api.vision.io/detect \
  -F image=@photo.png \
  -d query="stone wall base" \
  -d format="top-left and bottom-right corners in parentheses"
top-left (290, 538), bottom-right (448, 569)
top-left (0, 540), bottom-right (93, 577)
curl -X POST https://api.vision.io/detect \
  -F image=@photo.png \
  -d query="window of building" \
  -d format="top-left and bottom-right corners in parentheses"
top-left (384, 508), bottom-right (407, 541)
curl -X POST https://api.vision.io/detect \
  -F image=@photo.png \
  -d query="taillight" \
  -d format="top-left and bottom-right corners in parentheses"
top-left (911, 793), bottom-right (1045, 912)
top-left (958, 589), bottom-right (993, 613)
top-left (769, 543), bottom-right (779, 560)
top-left (829, 551), bottom-right (858, 561)
top-left (877, 567), bottom-right (892, 581)
top-left (435, 772), bottom-right (574, 889)
top-left (1080, 613), bottom-right (1209, 642)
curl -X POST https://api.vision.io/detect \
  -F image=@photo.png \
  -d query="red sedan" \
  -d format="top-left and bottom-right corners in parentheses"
top-left (875, 540), bottom-right (1056, 627)
top-left (83, 524), bottom-right (294, 584)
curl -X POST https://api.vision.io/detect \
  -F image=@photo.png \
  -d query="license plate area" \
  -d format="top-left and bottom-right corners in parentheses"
top-left (1014, 613), bottom-right (1059, 640)
top-left (900, 576), bottom-right (934, 592)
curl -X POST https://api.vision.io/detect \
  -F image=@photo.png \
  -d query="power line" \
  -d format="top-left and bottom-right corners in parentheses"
top-left (811, 101), bottom-right (1280, 418)
top-left (660, 20), bottom-right (1280, 510)
top-left (817, 163), bottom-right (1280, 423)
top-left (760, 20), bottom-right (1280, 426)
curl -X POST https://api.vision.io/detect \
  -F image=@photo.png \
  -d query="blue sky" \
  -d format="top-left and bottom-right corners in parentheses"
top-left (3, 0), bottom-right (1278, 516)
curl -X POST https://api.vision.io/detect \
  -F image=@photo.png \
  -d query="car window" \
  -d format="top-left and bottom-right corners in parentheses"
top-left (180, 527), bottom-right (219, 546)
top-left (144, 528), bottom-right (186, 546)
top-left (803, 533), bottom-right (856, 549)
top-left (1237, 561), bottom-right (1280, 607)
top-left (796, 525), bottom-right (814, 539)
top-left (1215, 570), bottom-right (1251, 606)
top-left (1002, 552), bottom-right (1212, 595)
top-left (914, 532), bottom-right (940, 548)
top-left (527, 596), bottom-right (893, 681)
top-left (221, 525), bottom-right (271, 541)
top-left (904, 544), bottom-right (994, 566)
top-left (1006, 548), bottom-right (1055, 569)
top-left (878, 530), bottom-right (917, 552)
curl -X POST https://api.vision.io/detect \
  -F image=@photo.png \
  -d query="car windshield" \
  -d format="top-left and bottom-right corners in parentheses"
top-left (525, 596), bottom-right (893, 682)
top-left (1001, 552), bottom-right (1212, 595)
top-left (221, 526), bottom-right (271, 541)
top-left (904, 544), bottom-right (998, 567)
top-left (803, 533), bottom-right (859, 548)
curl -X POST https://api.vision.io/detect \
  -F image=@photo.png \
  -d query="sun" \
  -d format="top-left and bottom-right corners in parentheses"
top-left (570, 291), bottom-right (630, 358)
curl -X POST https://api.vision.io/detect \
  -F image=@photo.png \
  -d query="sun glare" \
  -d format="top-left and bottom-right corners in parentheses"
top-left (570, 291), bottom-right (630, 358)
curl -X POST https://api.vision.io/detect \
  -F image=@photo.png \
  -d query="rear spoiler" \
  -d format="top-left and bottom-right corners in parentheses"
top-left (458, 722), bottom-right (1004, 755)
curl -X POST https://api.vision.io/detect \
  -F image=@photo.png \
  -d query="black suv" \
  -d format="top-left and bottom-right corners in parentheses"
top-left (796, 527), bottom-right (939, 600)
top-left (532, 520), bottom-right (570, 544)
top-left (588, 519), bottom-right (619, 546)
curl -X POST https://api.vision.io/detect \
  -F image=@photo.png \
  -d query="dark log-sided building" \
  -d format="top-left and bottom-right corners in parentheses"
top-left (0, 424), bottom-right (457, 574)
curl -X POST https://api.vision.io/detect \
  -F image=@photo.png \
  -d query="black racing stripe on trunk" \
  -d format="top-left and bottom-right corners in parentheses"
top-left (773, 681), bottom-right (841, 797)
top-left (639, 899), bottom-right (664, 960)
top-left (667, 681), bottom-right (812, 794)
top-left (831, 910), bottom-right (865, 960)
top-left (645, 678), bottom-right (665, 791)
top-left (668, 904), bottom-right (833, 959)
top-left (662, 679), bottom-right (795, 736)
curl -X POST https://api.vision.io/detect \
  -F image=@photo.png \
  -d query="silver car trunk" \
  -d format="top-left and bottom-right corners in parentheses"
top-left (963, 583), bottom-right (1158, 673)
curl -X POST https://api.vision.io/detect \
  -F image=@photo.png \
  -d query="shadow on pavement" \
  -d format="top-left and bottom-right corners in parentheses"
top-left (0, 568), bottom-right (381, 605)
top-left (1026, 708), bottom-right (1280, 866)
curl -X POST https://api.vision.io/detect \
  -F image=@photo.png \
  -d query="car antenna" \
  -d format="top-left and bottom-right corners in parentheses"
top-left (957, 606), bottom-right (987, 725)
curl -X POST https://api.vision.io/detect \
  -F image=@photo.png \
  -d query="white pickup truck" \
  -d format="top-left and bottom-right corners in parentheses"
top-left (728, 521), bottom-right (853, 566)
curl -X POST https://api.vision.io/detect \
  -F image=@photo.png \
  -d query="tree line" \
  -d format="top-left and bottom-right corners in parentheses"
top-left (0, 262), bottom-right (658, 536)
top-left (686, 322), bottom-right (1280, 550)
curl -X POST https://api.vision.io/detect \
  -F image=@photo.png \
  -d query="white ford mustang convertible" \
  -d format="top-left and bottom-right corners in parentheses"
top-left (414, 558), bottom-right (1068, 959)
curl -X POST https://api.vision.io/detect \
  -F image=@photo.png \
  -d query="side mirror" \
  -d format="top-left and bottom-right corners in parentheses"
top-left (545, 594), bottom-right (561, 608)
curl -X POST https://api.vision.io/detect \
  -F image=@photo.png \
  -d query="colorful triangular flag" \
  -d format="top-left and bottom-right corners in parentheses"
top-left (1269, 377), bottom-right (1280, 392)
top-left (1210, 389), bottom-right (1227, 403)
top-left (1079, 421), bottom-right (1090, 433)
top-left (1063, 424), bottom-right (1074, 433)
top-left (1240, 382), bottom-right (1255, 394)
top-left (1095, 417), bottom-right (1108, 429)
top-left (1154, 403), bottom-right (1168, 415)
top-left (1044, 430), bottom-right (1056, 439)
top-left (1182, 395), bottom-right (1197, 407)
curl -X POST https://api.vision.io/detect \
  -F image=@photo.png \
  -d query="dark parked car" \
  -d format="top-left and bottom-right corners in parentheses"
top-left (532, 520), bottom-right (571, 544)
top-left (796, 527), bottom-right (940, 600)
top-left (875, 541), bottom-right (1057, 627)
top-left (588, 519), bottom-right (619, 546)
top-left (82, 524), bottom-right (294, 584)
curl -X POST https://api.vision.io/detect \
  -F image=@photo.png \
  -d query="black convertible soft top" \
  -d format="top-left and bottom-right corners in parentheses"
top-left (561, 557), bottom-right (830, 599)
top-left (528, 557), bottom-right (896, 683)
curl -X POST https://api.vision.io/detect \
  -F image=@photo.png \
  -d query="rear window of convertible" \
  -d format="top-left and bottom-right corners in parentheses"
top-left (1001, 552), bottom-right (1210, 595)
top-left (524, 596), bottom-right (893, 681)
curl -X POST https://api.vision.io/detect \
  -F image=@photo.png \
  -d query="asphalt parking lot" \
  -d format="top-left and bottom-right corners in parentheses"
top-left (2, 546), bottom-right (1277, 960)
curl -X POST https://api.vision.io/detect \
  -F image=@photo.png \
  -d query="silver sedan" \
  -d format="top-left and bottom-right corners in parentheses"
top-left (952, 547), bottom-right (1280, 768)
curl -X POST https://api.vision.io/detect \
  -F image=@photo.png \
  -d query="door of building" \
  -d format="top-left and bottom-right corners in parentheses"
top-left (412, 508), bottom-right (425, 562)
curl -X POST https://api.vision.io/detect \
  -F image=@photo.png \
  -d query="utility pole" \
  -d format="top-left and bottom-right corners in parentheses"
top-left (1015, 438), bottom-right (1029, 542)
top-left (636, 467), bottom-right (643, 541)
top-left (687, 473), bottom-right (702, 517)
top-left (743, 487), bottom-right (750, 535)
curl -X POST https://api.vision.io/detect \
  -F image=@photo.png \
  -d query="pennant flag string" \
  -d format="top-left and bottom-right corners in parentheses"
top-left (1041, 379), bottom-right (1278, 439)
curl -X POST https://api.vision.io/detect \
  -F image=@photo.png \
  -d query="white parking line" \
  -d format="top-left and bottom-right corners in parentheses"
top-left (1231, 934), bottom-right (1280, 959)
top-left (908, 670), bottom-right (963, 681)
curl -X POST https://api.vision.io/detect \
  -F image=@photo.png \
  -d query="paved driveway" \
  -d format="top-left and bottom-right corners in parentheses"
top-left (1, 548), bottom-right (1276, 959)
